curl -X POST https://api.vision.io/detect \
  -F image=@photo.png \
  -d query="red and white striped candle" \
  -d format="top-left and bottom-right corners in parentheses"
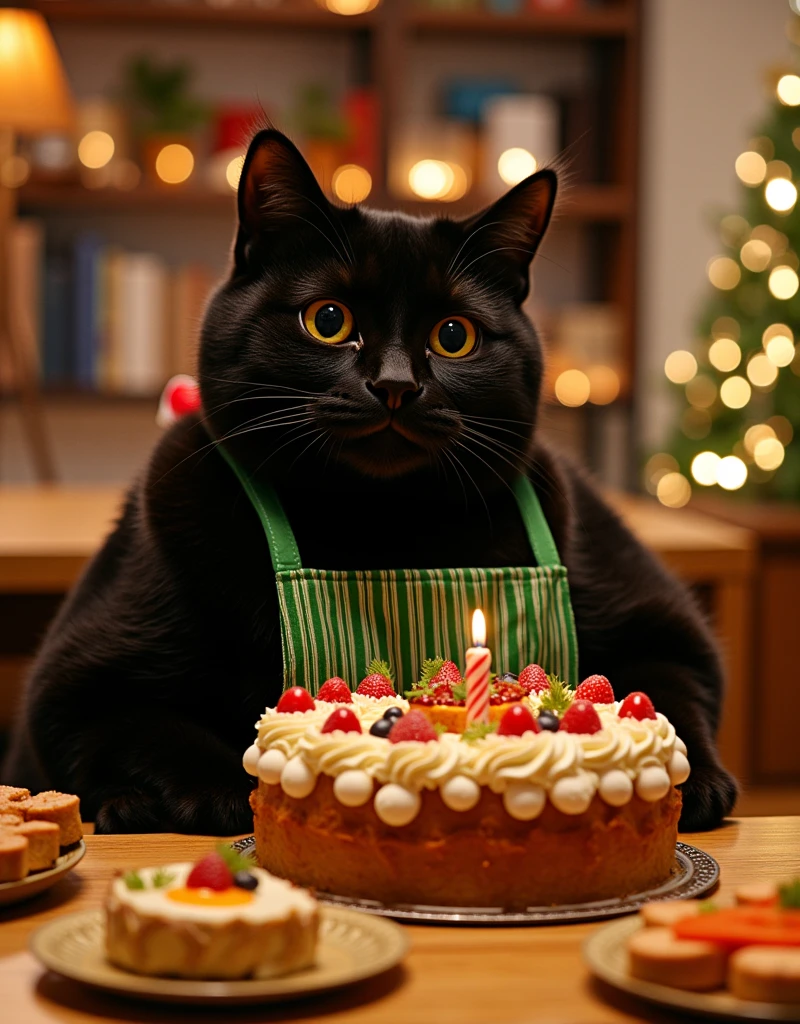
top-left (465, 609), bottom-right (491, 725)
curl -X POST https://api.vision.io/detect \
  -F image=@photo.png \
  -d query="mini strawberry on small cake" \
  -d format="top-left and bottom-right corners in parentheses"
top-left (105, 845), bottom-right (318, 980)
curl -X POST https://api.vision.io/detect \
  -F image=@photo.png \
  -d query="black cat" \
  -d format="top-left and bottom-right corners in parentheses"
top-left (3, 128), bottom-right (737, 834)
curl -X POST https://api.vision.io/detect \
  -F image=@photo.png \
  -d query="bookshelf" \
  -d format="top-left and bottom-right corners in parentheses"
top-left (15, 0), bottom-right (642, 487)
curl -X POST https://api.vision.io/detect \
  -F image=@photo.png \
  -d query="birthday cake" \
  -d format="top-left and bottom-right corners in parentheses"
top-left (244, 662), bottom-right (690, 910)
top-left (105, 847), bottom-right (318, 979)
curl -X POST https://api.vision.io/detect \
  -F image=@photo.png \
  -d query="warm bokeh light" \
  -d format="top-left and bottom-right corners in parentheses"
top-left (769, 265), bottom-right (800, 299)
top-left (664, 350), bottom-right (697, 384)
top-left (716, 455), bottom-right (748, 491)
top-left (111, 158), bottom-right (141, 191)
top-left (752, 223), bottom-right (788, 255)
top-left (554, 369), bottom-right (590, 407)
top-left (324, 0), bottom-right (380, 13)
top-left (720, 215), bottom-right (750, 247)
top-left (711, 315), bottom-right (740, 339)
top-left (768, 415), bottom-right (794, 444)
top-left (155, 143), bottom-right (194, 184)
top-left (643, 453), bottom-right (679, 495)
top-left (767, 159), bottom-right (793, 181)
top-left (0, 153), bottom-right (30, 188)
top-left (656, 472), bottom-right (691, 509)
top-left (497, 147), bottom-right (537, 185)
top-left (735, 150), bottom-right (767, 185)
top-left (763, 322), bottom-right (794, 344)
top-left (765, 334), bottom-right (795, 366)
top-left (765, 177), bottom-right (798, 212)
top-left (740, 238), bottom-right (772, 271)
top-left (777, 73), bottom-right (800, 105)
top-left (753, 436), bottom-right (785, 470)
top-left (747, 353), bottom-right (779, 387)
top-left (691, 451), bottom-right (721, 486)
top-left (225, 154), bottom-right (245, 191)
top-left (744, 423), bottom-right (776, 455)
top-left (685, 375), bottom-right (717, 409)
top-left (77, 129), bottom-right (114, 169)
top-left (708, 337), bottom-right (741, 372)
top-left (586, 365), bottom-right (620, 405)
top-left (407, 159), bottom-right (467, 201)
top-left (707, 256), bottom-right (741, 290)
top-left (332, 163), bottom-right (372, 203)
top-left (719, 376), bottom-right (751, 409)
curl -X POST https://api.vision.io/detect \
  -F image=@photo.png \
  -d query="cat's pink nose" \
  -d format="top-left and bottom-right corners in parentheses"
top-left (367, 379), bottom-right (422, 411)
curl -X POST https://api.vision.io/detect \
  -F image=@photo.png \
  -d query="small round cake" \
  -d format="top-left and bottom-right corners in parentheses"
top-left (105, 852), bottom-right (318, 979)
top-left (244, 672), bottom-right (690, 910)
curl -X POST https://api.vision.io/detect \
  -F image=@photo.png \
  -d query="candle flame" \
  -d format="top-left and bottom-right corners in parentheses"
top-left (471, 608), bottom-right (486, 647)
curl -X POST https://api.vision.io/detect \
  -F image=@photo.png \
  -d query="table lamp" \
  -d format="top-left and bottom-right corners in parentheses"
top-left (0, 8), bottom-right (74, 482)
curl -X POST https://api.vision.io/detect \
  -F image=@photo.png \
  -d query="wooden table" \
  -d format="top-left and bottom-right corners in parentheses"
top-left (0, 818), bottom-right (797, 1023)
top-left (0, 487), bottom-right (757, 777)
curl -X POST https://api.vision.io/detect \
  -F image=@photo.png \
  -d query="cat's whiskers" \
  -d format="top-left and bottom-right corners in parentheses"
top-left (443, 444), bottom-right (493, 529)
top-left (446, 219), bottom-right (505, 278)
top-left (451, 437), bottom-right (518, 507)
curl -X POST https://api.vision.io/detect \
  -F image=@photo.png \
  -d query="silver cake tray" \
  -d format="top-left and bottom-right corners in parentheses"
top-left (231, 837), bottom-right (719, 925)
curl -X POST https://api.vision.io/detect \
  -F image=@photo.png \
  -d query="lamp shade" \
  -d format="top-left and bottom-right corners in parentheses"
top-left (0, 9), bottom-right (74, 133)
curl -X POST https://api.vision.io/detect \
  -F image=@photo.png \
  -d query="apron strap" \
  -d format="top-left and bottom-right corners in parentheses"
top-left (220, 445), bottom-right (563, 573)
top-left (218, 444), bottom-right (302, 573)
top-left (512, 475), bottom-right (561, 569)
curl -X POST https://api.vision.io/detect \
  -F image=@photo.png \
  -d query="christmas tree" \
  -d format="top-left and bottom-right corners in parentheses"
top-left (650, 60), bottom-right (800, 508)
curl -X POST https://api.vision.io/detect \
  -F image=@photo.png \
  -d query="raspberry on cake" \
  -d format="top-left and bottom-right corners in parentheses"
top-left (245, 677), bottom-right (691, 909)
top-left (105, 848), bottom-right (318, 979)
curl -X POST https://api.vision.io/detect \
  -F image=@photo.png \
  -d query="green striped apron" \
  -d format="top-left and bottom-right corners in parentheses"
top-left (221, 450), bottom-right (579, 694)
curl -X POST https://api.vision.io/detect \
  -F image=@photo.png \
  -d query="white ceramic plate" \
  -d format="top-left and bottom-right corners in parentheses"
top-left (585, 915), bottom-right (800, 1021)
top-left (30, 905), bottom-right (409, 1005)
top-left (0, 841), bottom-right (86, 908)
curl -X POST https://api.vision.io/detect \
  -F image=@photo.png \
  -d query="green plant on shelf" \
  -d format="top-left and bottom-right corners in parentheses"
top-left (291, 83), bottom-right (347, 142)
top-left (122, 55), bottom-right (210, 137)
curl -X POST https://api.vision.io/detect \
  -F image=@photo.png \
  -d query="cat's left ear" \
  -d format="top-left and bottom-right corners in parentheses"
top-left (234, 128), bottom-right (333, 271)
top-left (457, 169), bottom-right (557, 298)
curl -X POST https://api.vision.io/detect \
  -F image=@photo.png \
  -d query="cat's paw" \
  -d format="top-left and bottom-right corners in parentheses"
top-left (95, 792), bottom-right (163, 834)
top-left (678, 763), bottom-right (738, 831)
top-left (168, 786), bottom-right (252, 836)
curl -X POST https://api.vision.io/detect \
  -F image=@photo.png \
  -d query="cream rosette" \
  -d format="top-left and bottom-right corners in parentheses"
top-left (460, 731), bottom-right (582, 794)
top-left (255, 708), bottom-right (328, 756)
top-left (374, 733), bottom-right (463, 792)
top-left (298, 728), bottom-right (387, 778)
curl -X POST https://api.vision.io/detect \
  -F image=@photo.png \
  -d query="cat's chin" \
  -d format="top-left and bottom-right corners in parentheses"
top-left (336, 428), bottom-right (432, 479)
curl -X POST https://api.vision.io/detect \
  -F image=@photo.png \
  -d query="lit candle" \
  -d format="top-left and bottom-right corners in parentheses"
top-left (465, 609), bottom-right (491, 726)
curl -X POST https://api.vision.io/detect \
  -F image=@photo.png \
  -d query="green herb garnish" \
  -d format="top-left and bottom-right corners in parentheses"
top-left (461, 721), bottom-right (498, 744)
top-left (779, 878), bottom-right (800, 909)
top-left (217, 843), bottom-right (256, 874)
top-left (539, 675), bottom-right (575, 715)
top-left (698, 899), bottom-right (719, 914)
top-left (151, 868), bottom-right (175, 889)
top-left (432, 722), bottom-right (447, 736)
top-left (451, 682), bottom-right (467, 702)
top-left (418, 657), bottom-right (444, 688)
top-left (123, 870), bottom-right (145, 890)
top-left (366, 658), bottom-right (394, 683)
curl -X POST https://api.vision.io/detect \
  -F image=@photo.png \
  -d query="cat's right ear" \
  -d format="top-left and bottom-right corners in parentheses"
top-left (234, 129), bottom-right (331, 272)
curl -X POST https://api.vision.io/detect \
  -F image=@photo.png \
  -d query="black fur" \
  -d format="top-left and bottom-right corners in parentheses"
top-left (3, 130), bottom-right (737, 833)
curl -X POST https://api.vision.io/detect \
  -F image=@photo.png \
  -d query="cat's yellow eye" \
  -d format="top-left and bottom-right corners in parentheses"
top-left (429, 316), bottom-right (477, 359)
top-left (303, 300), bottom-right (354, 345)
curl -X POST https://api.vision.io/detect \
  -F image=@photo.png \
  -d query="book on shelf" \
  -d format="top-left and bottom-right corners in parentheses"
top-left (14, 219), bottom-right (217, 398)
top-left (4, 219), bottom-right (45, 392)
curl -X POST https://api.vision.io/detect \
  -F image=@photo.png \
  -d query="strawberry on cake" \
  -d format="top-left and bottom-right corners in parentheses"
top-left (244, 664), bottom-right (690, 910)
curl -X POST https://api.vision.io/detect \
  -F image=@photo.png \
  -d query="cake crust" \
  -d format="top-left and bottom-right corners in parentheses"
top-left (252, 776), bottom-right (681, 909)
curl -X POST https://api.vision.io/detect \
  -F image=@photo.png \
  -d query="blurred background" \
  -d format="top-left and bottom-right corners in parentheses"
top-left (0, 0), bottom-right (798, 812)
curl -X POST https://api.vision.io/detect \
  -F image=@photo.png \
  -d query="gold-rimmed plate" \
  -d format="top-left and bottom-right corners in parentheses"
top-left (0, 841), bottom-right (86, 908)
top-left (30, 906), bottom-right (409, 1005)
top-left (585, 915), bottom-right (800, 1021)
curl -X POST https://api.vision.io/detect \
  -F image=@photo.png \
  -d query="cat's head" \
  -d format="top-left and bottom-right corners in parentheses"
top-left (200, 128), bottom-right (556, 491)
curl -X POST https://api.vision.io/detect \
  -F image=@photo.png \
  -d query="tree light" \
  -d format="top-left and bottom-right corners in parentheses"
top-left (753, 437), bottom-right (785, 470)
top-left (740, 238), bottom-right (771, 271)
top-left (691, 451), bottom-right (721, 486)
top-left (324, 0), bottom-right (380, 13)
top-left (777, 74), bottom-right (800, 106)
top-left (716, 455), bottom-right (747, 491)
top-left (685, 376), bottom-right (717, 409)
top-left (744, 423), bottom-right (776, 454)
top-left (708, 337), bottom-right (741, 372)
top-left (765, 177), bottom-right (798, 212)
top-left (711, 315), bottom-right (740, 339)
top-left (747, 353), bottom-right (778, 387)
top-left (643, 453), bottom-right (678, 494)
top-left (225, 154), bottom-right (244, 191)
top-left (769, 265), bottom-right (800, 299)
top-left (719, 376), bottom-right (751, 409)
top-left (656, 472), bottom-right (691, 509)
top-left (554, 369), bottom-right (590, 407)
top-left (707, 256), bottom-right (741, 290)
top-left (767, 415), bottom-right (793, 444)
top-left (586, 365), bottom-right (620, 405)
top-left (664, 350), bottom-right (697, 384)
top-left (497, 147), bottom-right (537, 185)
top-left (735, 151), bottom-right (767, 186)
